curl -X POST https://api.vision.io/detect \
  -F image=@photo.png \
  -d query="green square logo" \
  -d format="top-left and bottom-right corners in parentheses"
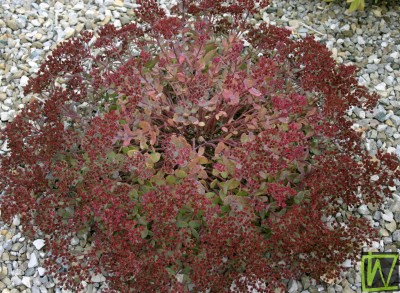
top-left (361, 252), bottom-right (399, 292)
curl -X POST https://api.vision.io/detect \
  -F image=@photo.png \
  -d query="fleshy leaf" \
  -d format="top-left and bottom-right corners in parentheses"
top-left (248, 87), bottom-right (262, 97)
top-left (222, 88), bottom-right (240, 105)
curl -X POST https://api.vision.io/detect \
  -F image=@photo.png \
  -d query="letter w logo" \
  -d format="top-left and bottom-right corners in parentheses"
top-left (361, 252), bottom-right (399, 292)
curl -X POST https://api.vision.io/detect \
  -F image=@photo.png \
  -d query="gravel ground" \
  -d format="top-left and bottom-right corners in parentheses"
top-left (0, 0), bottom-right (400, 292)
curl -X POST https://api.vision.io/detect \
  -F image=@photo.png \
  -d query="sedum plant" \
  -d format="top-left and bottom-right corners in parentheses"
top-left (1, 0), bottom-right (399, 292)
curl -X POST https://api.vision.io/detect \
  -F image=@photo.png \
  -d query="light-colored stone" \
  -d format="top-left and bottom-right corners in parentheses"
top-left (342, 259), bottom-right (352, 268)
top-left (0, 112), bottom-right (10, 121)
top-left (64, 28), bottom-right (75, 39)
top-left (375, 82), bottom-right (387, 91)
top-left (6, 19), bottom-right (18, 30)
top-left (91, 273), bottom-right (106, 283)
top-left (386, 220), bottom-right (397, 233)
top-left (20, 76), bottom-right (29, 87)
top-left (287, 279), bottom-right (298, 293)
top-left (73, 2), bottom-right (85, 10)
top-left (21, 276), bottom-right (32, 288)
top-left (32, 239), bottom-right (45, 250)
top-left (380, 228), bottom-right (389, 237)
top-left (343, 285), bottom-right (355, 293)
top-left (382, 210), bottom-right (394, 222)
top-left (114, 0), bottom-right (124, 6)
top-left (28, 252), bottom-right (38, 268)
top-left (11, 276), bottom-right (22, 286)
top-left (358, 204), bottom-right (370, 215)
top-left (37, 267), bottom-right (46, 276)
top-left (393, 230), bottom-right (400, 242)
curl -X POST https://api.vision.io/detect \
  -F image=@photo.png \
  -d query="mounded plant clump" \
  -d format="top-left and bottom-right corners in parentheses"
top-left (1, 0), bottom-right (399, 292)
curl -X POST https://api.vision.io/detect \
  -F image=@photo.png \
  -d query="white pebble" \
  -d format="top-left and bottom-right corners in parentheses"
top-left (91, 273), bottom-right (106, 283)
top-left (73, 2), bottom-right (85, 10)
top-left (32, 239), bottom-right (45, 250)
top-left (38, 267), bottom-right (46, 276)
top-left (11, 276), bottom-right (22, 286)
top-left (64, 27), bottom-right (75, 39)
top-left (12, 215), bottom-right (20, 226)
top-left (342, 259), bottom-right (352, 268)
top-left (0, 112), bottom-right (10, 121)
top-left (39, 3), bottom-right (50, 9)
top-left (70, 237), bottom-right (80, 246)
top-left (382, 210), bottom-right (394, 222)
top-left (375, 82), bottom-right (387, 91)
top-left (31, 19), bottom-right (41, 27)
top-left (28, 252), bottom-right (39, 268)
top-left (390, 52), bottom-right (399, 59)
top-left (370, 175), bottom-right (379, 181)
top-left (387, 147), bottom-right (396, 154)
top-left (22, 276), bottom-right (32, 288)
top-left (20, 76), bottom-right (29, 87)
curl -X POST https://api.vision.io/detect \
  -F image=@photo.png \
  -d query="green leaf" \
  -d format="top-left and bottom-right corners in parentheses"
top-left (128, 189), bottom-right (138, 199)
top-left (150, 152), bottom-right (161, 163)
top-left (137, 216), bottom-right (148, 226)
top-left (280, 123), bottom-right (288, 131)
top-left (204, 42), bottom-right (218, 54)
top-left (127, 149), bottom-right (140, 157)
top-left (181, 211), bottom-right (192, 222)
top-left (348, 0), bottom-right (364, 12)
top-left (220, 205), bottom-right (230, 213)
top-left (239, 62), bottom-right (247, 70)
top-left (287, 173), bottom-right (301, 184)
top-left (165, 267), bottom-right (175, 276)
top-left (141, 227), bottom-right (148, 239)
top-left (227, 179), bottom-right (240, 190)
top-left (166, 175), bottom-right (176, 185)
top-left (310, 147), bottom-right (321, 155)
top-left (293, 191), bottom-right (305, 205)
top-left (191, 227), bottom-right (199, 239)
top-left (262, 227), bottom-right (272, 239)
top-left (131, 205), bottom-right (138, 217)
top-left (225, 160), bottom-right (236, 175)
top-left (200, 48), bottom-right (218, 66)
top-left (177, 220), bottom-right (188, 228)
top-left (189, 220), bottom-right (201, 229)
top-left (82, 152), bottom-right (90, 162)
top-left (175, 170), bottom-right (187, 179)
top-left (212, 169), bottom-right (220, 176)
top-left (80, 166), bottom-right (89, 176)
top-left (144, 58), bottom-right (158, 69)
top-left (210, 179), bottom-right (219, 189)
top-left (219, 181), bottom-right (229, 195)
top-left (236, 190), bottom-right (248, 196)
top-left (151, 177), bottom-right (165, 186)
top-left (205, 192), bottom-right (215, 198)
top-left (213, 195), bottom-right (223, 205)
top-left (240, 133), bottom-right (249, 144)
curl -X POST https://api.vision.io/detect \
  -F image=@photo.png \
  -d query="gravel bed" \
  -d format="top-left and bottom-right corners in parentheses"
top-left (0, 0), bottom-right (400, 292)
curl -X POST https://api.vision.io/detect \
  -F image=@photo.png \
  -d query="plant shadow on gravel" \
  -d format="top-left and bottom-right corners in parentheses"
top-left (1, 0), bottom-right (400, 292)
